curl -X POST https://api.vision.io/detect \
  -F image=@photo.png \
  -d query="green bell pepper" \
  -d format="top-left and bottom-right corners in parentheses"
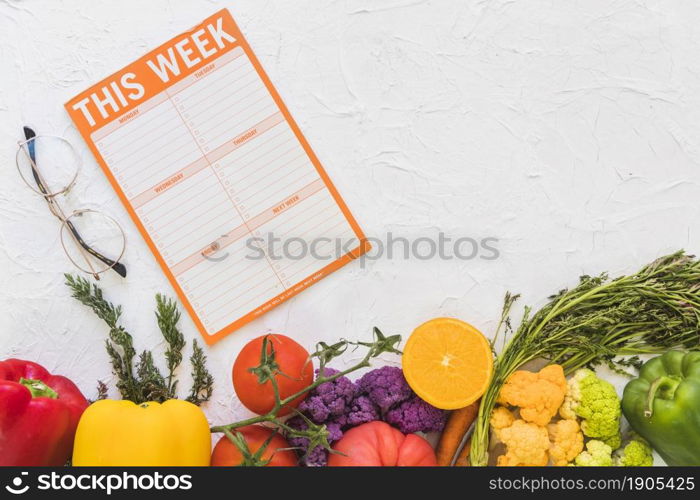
top-left (621, 350), bottom-right (700, 466)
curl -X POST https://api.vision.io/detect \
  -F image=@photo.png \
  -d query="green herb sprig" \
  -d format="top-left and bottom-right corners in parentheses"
top-left (470, 251), bottom-right (700, 466)
top-left (211, 327), bottom-right (401, 465)
top-left (65, 274), bottom-right (213, 405)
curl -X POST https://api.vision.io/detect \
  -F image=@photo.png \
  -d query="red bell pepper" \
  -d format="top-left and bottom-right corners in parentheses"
top-left (0, 359), bottom-right (89, 466)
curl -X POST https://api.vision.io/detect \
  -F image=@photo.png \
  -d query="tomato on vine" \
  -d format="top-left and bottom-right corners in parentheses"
top-left (232, 334), bottom-right (313, 416)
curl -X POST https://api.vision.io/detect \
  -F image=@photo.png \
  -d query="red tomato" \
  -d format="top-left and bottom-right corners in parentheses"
top-left (328, 421), bottom-right (438, 466)
top-left (232, 334), bottom-right (313, 416)
top-left (211, 425), bottom-right (297, 466)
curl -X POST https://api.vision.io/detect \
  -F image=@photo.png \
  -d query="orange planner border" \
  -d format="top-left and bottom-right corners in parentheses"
top-left (65, 9), bottom-right (369, 344)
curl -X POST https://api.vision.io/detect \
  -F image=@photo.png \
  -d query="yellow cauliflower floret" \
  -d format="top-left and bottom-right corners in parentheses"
top-left (548, 419), bottom-right (584, 466)
top-left (497, 364), bottom-right (567, 426)
top-left (490, 406), bottom-right (516, 435)
top-left (496, 419), bottom-right (550, 466)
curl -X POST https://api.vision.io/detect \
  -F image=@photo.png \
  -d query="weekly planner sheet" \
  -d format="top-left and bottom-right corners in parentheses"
top-left (66, 9), bottom-right (368, 344)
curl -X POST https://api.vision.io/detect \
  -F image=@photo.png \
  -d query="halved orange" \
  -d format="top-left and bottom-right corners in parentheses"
top-left (402, 317), bottom-right (493, 410)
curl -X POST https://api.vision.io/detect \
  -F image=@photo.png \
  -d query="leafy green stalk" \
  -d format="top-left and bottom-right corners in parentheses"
top-left (470, 251), bottom-right (700, 466)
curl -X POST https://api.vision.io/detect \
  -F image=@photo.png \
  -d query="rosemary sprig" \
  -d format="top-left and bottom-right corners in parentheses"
top-left (65, 274), bottom-right (213, 405)
top-left (470, 251), bottom-right (700, 466)
top-left (65, 274), bottom-right (140, 399)
top-left (91, 380), bottom-right (108, 403)
top-left (135, 350), bottom-right (167, 402)
top-left (210, 327), bottom-right (401, 463)
top-left (187, 340), bottom-right (214, 405)
top-left (156, 294), bottom-right (185, 398)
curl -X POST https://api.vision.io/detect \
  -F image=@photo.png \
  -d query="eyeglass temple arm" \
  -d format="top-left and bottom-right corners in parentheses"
top-left (23, 126), bottom-right (127, 278)
top-left (23, 127), bottom-right (48, 197)
top-left (65, 218), bottom-right (127, 278)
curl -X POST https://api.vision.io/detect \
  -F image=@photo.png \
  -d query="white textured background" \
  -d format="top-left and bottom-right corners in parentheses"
top-left (1, 0), bottom-right (699, 443)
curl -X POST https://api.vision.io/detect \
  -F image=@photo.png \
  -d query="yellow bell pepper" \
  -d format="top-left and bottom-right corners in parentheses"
top-left (72, 399), bottom-right (211, 466)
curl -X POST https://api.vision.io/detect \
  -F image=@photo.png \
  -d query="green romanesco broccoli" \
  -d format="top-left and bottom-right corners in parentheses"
top-left (574, 439), bottom-right (613, 466)
top-left (559, 368), bottom-right (621, 449)
top-left (613, 436), bottom-right (654, 466)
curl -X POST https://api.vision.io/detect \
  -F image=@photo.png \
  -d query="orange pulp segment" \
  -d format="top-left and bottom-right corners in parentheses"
top-left (402, 317), bottom-right (493, 410)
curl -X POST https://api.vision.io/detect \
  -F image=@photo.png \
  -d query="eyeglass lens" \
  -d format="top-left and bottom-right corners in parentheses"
top-left (17, 135), bottom-right (80, 197)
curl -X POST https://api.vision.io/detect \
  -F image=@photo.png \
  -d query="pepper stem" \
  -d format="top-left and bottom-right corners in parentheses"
top-left (644, 375), bottom-right (681, 418)
top-left (19, 378), bottom-right (59, 399)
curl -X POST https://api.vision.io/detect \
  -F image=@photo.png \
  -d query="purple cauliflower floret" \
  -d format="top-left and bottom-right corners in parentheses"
top-left (325, 421), bottom-right (344, 441)
top-left (357, 366), bottom-right (413, 413)
top-left (345, 394), bottom-right (380, 426)
top-left (385, 395), bottom-right (447, 434)
top-left (286, 416), bottom-right (344, 467)
top-left (298, 368), bottom-right (357, 423)
top-left (300, 444), bottom-right (328, 467)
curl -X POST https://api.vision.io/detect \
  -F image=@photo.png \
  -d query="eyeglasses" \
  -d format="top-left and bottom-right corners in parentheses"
top-left (16, 126), bottom-right (127, 280)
